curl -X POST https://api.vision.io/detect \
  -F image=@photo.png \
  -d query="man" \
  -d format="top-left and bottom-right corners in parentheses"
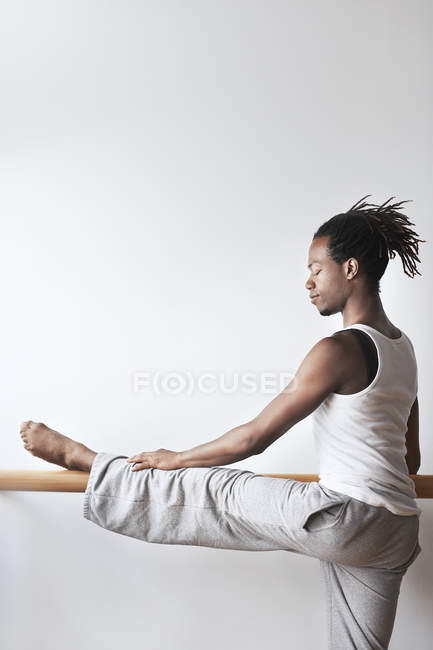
top-left (20, 195), bottom-right (425, 649)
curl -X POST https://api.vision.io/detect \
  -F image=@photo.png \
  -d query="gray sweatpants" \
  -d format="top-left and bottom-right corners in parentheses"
top-left (83, 452), bottom-right (422, 650)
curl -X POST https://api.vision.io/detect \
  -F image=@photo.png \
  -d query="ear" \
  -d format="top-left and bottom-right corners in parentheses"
top-left (345, 257), bottom-right (359, 280)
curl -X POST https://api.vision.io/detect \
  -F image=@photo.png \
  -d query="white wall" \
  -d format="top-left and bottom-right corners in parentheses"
top-left (1, 1), bottom-right (432, 648)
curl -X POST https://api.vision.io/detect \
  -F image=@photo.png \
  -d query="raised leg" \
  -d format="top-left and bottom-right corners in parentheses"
top-left (82, 452), bottom-right (312, 552)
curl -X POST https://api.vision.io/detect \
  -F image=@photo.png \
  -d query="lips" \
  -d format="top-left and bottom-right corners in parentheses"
top-left (310, 294), bottom-right (319, 300)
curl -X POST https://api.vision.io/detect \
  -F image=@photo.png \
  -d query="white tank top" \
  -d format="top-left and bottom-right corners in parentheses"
top-left (312, 323), bottom-right (421, 517)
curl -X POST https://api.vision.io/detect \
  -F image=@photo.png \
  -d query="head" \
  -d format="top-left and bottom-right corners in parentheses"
top-left (305, 195), bottom-right (427, 317)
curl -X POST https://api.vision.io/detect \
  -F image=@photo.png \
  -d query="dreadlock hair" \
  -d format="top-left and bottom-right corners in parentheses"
top-left (312, 195), bottom-right (427, 295)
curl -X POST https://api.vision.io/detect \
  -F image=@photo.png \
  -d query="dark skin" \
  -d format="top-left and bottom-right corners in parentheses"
top-left (19, 235), bottom-right (419, 475)
top-left (306, 235), bottom-right (402, 338)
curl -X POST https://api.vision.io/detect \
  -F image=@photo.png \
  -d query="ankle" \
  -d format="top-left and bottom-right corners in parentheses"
top-left (68, 444), bottom-right (97, 472)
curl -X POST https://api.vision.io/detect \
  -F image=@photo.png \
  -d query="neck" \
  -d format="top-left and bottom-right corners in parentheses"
top-left (342, 292), bottom-right (390, 329)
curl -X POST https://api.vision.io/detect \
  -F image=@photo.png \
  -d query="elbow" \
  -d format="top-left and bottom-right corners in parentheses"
top-left (250, 442), bottom-right (265, 456)
top-left (243, 421), bottom-right (267, 456)
top-left (246, 420), bottom-right (284, 456)
top-left (244, 435), bottom-right (265, 457)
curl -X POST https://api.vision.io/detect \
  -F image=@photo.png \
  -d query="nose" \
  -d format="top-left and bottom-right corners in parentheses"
top-left (305, 275), bottom-right (314, 292)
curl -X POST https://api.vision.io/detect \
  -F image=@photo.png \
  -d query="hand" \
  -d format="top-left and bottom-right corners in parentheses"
top-left (126, 448), bottom-right (181, 471)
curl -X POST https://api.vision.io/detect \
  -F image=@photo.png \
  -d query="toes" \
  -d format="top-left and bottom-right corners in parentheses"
top-left (20, 421), bottom-right (36, 433)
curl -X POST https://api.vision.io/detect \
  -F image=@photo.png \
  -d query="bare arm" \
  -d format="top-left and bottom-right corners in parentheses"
top-left (127, 424), bottom-right (257, 471)
top-left (248, 336), bottom-right (347, 453)
top-left (405, 395), bottom-right (420, 475)
top-left (179, 336), bottom-right (346, 466)
top-left (128, 336), bottom-right (347, 471)
top-left (176, 422), bottom-right (259, 468)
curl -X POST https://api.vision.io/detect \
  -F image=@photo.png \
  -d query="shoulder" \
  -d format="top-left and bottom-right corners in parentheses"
top-left (304, 335), bottom-right (349, 365)
top-left (330, 328), bottom-right (370, 366)
top-left (309, 333), bottom-right (349, 360)
top-left (293, 335), bottom-right (348, 394)
top-left (331, 329), bottom-right (364, 353)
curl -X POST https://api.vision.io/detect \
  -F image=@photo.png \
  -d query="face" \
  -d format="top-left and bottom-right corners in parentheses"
top-left (305, 236), bottom-right (354, 316)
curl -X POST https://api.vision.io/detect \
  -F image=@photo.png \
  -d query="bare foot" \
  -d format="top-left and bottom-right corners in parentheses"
top-left (19, 421), bottom-right (97, 471)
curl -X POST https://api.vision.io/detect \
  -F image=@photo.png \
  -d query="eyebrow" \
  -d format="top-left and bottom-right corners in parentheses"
top-left (307, 261), bottom-right (321, 269)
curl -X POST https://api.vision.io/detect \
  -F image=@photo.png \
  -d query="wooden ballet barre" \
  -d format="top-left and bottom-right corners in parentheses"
top-left (0, 470), bottom-right (432, 497)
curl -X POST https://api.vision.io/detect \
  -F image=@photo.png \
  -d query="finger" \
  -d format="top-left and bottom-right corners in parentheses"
top-left (127, 453), bottom-right (152, 463)
top-left (130, 462), bottom-right (150, 472)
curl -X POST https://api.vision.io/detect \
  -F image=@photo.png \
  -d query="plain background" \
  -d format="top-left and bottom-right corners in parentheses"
top-left (1, 1), bottom-right (432, 648)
